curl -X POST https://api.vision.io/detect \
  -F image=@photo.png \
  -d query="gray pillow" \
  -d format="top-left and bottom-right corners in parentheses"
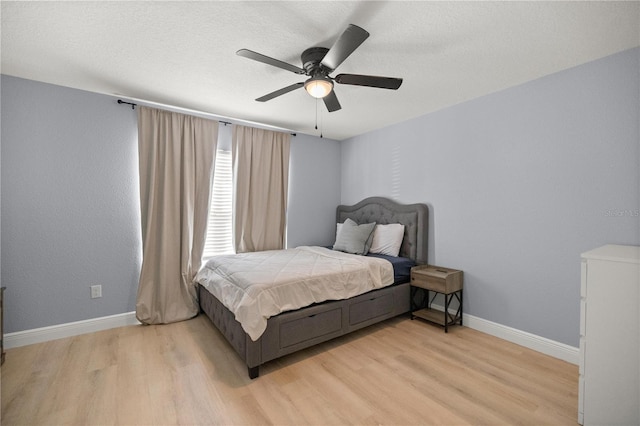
top-left (333, 218), bottom-right (376, 255)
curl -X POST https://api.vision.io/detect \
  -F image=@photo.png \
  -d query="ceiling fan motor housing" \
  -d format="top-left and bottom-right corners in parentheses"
top-left (301, 47), bottom-right (331, 76)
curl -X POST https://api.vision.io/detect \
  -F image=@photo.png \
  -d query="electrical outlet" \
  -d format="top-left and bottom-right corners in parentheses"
top-left (90, 285), bottom-right (102, 299)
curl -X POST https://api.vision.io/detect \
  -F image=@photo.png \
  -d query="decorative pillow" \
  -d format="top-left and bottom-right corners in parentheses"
top-left (369, 223), bottom-right (405, 257)
top-left (336, 221), bottom-right (372, 251)
top-left (333, 218), bottom-right (376, 255)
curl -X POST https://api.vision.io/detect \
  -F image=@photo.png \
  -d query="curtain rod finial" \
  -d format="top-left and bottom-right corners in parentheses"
top-left (118, 99), bottom-right (136, 109)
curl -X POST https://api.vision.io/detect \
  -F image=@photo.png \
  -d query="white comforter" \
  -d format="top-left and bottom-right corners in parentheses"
top-left (195, 246), bottom-right (394, 341)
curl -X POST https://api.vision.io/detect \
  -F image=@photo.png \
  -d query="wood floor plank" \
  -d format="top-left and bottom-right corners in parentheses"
top-left (1, 315), bottom-right (578, 425)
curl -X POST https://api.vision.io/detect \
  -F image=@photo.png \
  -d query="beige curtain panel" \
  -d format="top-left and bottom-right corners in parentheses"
top-left (232, 125), bottom-right (291, 253)
top-left (136, 106), bottom-right (218, 324)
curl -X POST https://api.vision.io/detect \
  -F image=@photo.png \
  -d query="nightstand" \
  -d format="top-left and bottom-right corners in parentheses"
top-left (410, 265), bottom-right (463, 332)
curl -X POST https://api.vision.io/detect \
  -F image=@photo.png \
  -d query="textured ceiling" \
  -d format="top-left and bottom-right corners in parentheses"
top-left (2, 1), bottom-right (639, 140)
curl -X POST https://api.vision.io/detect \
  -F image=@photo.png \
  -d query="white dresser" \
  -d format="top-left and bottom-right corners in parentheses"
top-left (579, 245), bottom-right (640, 425)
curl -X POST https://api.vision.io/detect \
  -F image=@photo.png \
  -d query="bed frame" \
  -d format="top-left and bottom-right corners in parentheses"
top-left (198, 196), bottom-right (428, 378)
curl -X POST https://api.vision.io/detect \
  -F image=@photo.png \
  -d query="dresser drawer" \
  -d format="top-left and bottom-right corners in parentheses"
top-left (580, 260), bottom-right (587, 298)
top-left (580, 299), bottom-right (586, 337)
top-left (579, 338), bottom-right (586, 375)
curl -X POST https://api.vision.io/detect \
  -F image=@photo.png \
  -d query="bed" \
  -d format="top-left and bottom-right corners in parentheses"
top-left (196, 196), bottom-right (428, 378)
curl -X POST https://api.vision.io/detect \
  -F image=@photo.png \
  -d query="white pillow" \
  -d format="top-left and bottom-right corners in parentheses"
top-left (369, 223), bottom-right (405, 257)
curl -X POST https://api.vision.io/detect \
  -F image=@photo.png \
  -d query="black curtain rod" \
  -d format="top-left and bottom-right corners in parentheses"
top-left (118, 99), bottom-right (231, 126)
top-left (117, 99), bottom-right (136, 109)
top-left (117, 99), bottom-right (295, 135)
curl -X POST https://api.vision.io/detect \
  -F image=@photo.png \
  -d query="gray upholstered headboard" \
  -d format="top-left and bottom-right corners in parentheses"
top-left (336, 197), bottom-right (428, 265)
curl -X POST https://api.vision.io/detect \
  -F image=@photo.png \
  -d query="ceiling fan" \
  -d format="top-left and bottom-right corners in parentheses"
top-left (237, 24), bottom-right (403, 112)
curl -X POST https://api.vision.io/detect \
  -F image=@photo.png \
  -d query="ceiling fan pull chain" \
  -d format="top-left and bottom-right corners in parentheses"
top-left (314, 98), bottom-right (324, 137)
top-left (319, 101), bottom-right (323, 138)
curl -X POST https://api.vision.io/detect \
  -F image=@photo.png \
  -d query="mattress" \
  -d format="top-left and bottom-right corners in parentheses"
top-left (195, 246), bottom-right (394, 341)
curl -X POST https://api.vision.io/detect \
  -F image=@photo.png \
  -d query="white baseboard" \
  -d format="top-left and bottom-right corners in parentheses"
top-left (464, 313), bottom-right (579, 364)
top-left (4, 311), bottom-right (141, 349)
top-left (431, 303), bottom-right (578, 365)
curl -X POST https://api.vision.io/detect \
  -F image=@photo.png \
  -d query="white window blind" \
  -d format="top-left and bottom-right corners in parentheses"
top-left (203, 150), bottom-right (234, 257)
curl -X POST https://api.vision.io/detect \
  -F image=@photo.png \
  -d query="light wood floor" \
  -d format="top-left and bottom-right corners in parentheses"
top-left (1, 314), bottom-right (578, 425)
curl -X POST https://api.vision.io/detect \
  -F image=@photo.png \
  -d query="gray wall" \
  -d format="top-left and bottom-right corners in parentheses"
top-left (341, 47), bottom-right (640, 347)
top-left (1, 75), bottom-right (341, 333)
top-left (288, 133), bottom-right (341, 248)
top-left (1, 75), bottom-right (142, 333)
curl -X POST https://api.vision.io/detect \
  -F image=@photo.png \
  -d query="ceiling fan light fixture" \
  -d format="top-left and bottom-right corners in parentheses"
top-left (304, 77), bottom-right (333, 98)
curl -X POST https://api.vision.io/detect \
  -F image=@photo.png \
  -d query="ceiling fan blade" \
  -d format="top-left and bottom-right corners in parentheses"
top-left (320, 24), bottom-right (369, 71)
top-left (335, 74), bottom-right (403, 90)
top-left (256, 82), bottom-right (304, 102)
top-left (323, 90), bottom-right (342, 112)
top-left (237, 49), bottom-right (305, 74)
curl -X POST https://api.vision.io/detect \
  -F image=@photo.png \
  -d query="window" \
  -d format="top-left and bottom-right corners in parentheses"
top-left (203, 150), bottom-right (234, 257)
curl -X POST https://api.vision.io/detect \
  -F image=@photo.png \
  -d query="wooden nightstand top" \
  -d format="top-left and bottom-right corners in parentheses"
top-left (411, 265), bottom-right (463, 294)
